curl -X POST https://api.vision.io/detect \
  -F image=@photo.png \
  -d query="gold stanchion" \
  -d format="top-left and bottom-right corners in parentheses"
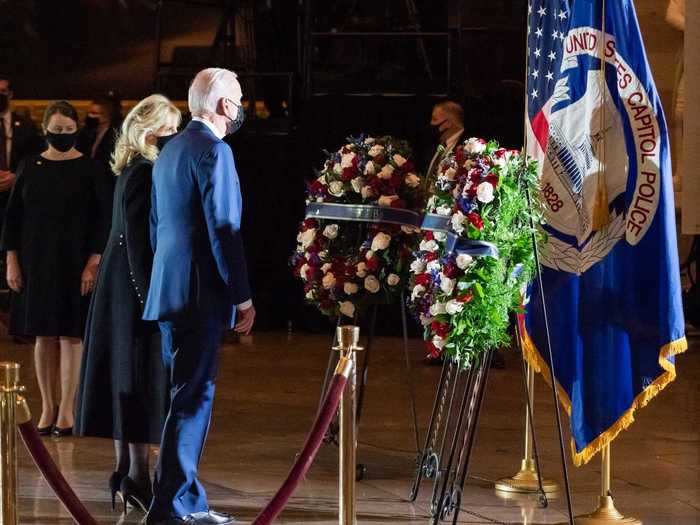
top-left (0, 362), bottom-right (23, 525)
top-left (572, 444), bottom-right (641, 525)
top-left (334, 326), bottom-right (362, 525)
top-left (495, 364), bottom-right (559, 495)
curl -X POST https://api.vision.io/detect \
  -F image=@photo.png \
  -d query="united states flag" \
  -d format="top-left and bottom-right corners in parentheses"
top-left (526, 0), bottom-right (570, 156)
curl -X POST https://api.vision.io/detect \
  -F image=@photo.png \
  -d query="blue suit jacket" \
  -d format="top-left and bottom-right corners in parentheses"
top-left (143, 121), bottom-right (251, 328)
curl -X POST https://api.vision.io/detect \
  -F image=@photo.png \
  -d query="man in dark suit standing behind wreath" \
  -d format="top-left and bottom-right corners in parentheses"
top-left (144, 68), bottom-right (256, 524)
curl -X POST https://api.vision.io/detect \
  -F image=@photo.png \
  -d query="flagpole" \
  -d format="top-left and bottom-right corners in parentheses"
top-left (518, 2), bottom-right (575, 523)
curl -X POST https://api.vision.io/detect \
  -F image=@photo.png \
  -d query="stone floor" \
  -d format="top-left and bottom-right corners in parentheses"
top-left (4, 330), bottom-right (699, 524)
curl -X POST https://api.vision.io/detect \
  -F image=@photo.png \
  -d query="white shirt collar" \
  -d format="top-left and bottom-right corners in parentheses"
top-left (191, 116), bottom-right (224, 140)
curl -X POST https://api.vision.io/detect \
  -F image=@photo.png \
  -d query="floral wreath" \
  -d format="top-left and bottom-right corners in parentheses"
top-left (292, 136), bottom-right (424, 318)
top-left (408, 138), bottom-right (542, 365)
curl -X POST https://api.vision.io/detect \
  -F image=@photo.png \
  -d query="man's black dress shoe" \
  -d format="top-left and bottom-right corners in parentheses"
top-left (144, 510), bottom-right (236, 525)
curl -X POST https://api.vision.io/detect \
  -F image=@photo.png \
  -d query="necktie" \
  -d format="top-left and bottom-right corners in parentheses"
top-left (0, 119), bottom-right (7, 171)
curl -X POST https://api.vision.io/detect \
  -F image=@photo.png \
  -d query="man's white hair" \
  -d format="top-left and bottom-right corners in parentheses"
top-left (188, 67), bottom-right (241, 117)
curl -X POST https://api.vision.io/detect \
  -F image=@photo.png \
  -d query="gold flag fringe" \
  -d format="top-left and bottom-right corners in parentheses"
top-left (520, 329), bottom-right (688, 467)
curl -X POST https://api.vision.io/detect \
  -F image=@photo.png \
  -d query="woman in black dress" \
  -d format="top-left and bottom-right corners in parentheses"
top-left (76, 94), bottom-right (181, 513)
top-left (1, 101), bottom-right (110, 437)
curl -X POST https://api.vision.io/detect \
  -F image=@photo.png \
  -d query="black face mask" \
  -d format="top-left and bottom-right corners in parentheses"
top-left (156, 133), bottom-right (176, 151)
top-left (225, 105), bottom-right (245, 136)
top-left (430, 119), bottom-right (448, 142)
top-left (0, 94), bottom-right (8, 113)
top-left (84, 116), bottom-right (99, 130)
top-left (46, 132), bottom-right (77, 152)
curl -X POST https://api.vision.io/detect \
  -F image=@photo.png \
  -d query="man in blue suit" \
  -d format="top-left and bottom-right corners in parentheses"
top-left (144, 68), bottom-right (256, 525)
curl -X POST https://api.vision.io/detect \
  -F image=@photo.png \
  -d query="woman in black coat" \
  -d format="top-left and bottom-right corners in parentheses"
top-left (75, 94), bottom-right (181, 513)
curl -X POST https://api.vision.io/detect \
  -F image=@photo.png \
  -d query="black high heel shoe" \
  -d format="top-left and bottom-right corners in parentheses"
top-left (51, 426), bottom-right (74, 437)
top-left (37, 407), bottom-right (58, 436)
top-left (109, 471), bottom-right (126, 511)
top-left (120, 476), bottom-right (152, 514)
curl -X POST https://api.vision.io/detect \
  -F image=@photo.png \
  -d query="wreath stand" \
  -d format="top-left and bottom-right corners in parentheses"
top-left (316, 291), bottom-right (421, 481)
top-left (406, 196), bottom-right (576, 525)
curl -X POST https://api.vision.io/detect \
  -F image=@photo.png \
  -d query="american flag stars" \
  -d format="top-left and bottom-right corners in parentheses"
top-left (527, 1), bottom-right (570, 102)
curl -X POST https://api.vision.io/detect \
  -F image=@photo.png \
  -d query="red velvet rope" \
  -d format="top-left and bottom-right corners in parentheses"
top-left (252, 371), bottom-right (349, 525)
top-left (17, 422), bottom-right (99, 525)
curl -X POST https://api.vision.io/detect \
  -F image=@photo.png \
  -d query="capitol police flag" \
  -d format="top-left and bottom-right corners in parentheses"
top-left (523, 0), bottom-right (687, 466)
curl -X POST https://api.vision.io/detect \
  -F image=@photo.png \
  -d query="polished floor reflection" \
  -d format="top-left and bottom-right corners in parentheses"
top-left (5, 330), bottom-right (699, 524)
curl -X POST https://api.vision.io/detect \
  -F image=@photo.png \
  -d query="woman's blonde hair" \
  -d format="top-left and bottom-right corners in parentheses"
top-left (110, 94), bottom-right (181, 176)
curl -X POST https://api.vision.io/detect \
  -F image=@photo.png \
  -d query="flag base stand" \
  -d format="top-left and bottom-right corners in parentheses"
top-left (495, 361), bottom-right (560, 497)
top-left (571, 496), bottom-right (642, 525)
top-left (494, 458), bottom-right (560, 495)
top-left (557, 444), bottom-right (641, 525)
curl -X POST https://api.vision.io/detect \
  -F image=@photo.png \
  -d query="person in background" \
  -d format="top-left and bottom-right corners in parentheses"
top-left (144, 68), bottom-right (255, 525)
top-left (0, 75), bottom-right (43, 219)
top-left (77, 93), bottom-right (122, 172)
top-left (424, 100), bottom-right (465, 194)
top-left (76, 95), bottom-right (181, 515)
top-left (1, 101), bottom-right (110, 438)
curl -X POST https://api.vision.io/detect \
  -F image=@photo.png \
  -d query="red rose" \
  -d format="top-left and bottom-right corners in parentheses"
top-left (303, 218), bottom-right (319, 230)
top-left (455, 147), bottom-right (465, 165)
top-left (424, 231), bottom-right (434, 241)
top-left (366, 257), bottom-right (380, 272)
top-left (467, 212), bottom-right (484, 230)
top-left (425, 341), bottom-right (441, 358)
top-left (442, 262), bottom-right (460, 279)
top-left (342, 167), bottom-right (356, 181)
top-left (458, 291), bottom-right (474, 303)
top-left (425, 252), bottom-right (439, 262)
top-left (431, 321), bottom-right (450, 338)
top-left (415, 273), bottom-right (431, 286)
top-left (485, 172), bottom-right (499, 188)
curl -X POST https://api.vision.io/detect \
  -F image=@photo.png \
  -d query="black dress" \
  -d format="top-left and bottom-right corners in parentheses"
top-left (0, 155), bottom-right (110, 337)
top-left (75, 158), bottom-right (167, 444)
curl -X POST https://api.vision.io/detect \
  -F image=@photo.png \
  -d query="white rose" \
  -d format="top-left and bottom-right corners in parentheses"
top-left (321, 263), bottom-right (332, 273)
top-left (426, 195), bottom-right (438, 211)
top-left (305, 289), bottom-right (316, 300)
top-left (464, 137), bottom-right (486, 155)
top-left (368, 144), bottom-right (385, 157)
top-left (364, 275), bottom-right (381, 293)
top-left (344, 282), bottom-right (359, 295)
top-left (440, 275), bottom-right (455, 295)
top-left (387, 273), bottom-right (400, 286)
top-left (318, 174), bottom-right (328, 186)
top-left (451, 212), bottom-right (466, 234)
top-left (300, 263), bottom-right (310, 281)
top-left (411, 284), bottom-right (426, 301)
top-left (364, 162), bottom-right (376, 176)
top-left (436, 205), bottom-right (452, 216)
top-left (432, 335), bottom-right (446, 350)
top-left (427, 259), bottom-right (442, 273)
top-left (410, 259), bottom-right (426, 274)
top-left (371, 232), bottom-right (392, 251)
top-left (476, 181), bottom-right (495, 203)
top-left (434, 232), bottom-right (447, 242)
top-left (323, 224), bottom-right (339, 239)
top-left (297, 228), bottom-right (316, 249)
top-left (443, 167), bottom-right (457, 181)
top-left (356, 262), bottom-right (368, 278)
top-left (419, 239), bottom-right (439, 252)
top-left (446, 299), bottom-right (464, 315)
top-left (329, 181), bottom-right (345, 197)
top-left (333, 163), bottom-right (343, 174)
top-left (351, 177), bottom-right (364, 193)
top-left (405, 173), bottom-right (420, 188)
top-left (361, 186), bottom-right (375, 200)
top-left (319, 250), bottom-right (329, 260)
top-left (378, 195), bottom-right (399, 207)
top-left (392, 154), bottom-right (407, 167)
top-left (322, 272), bottom-right (337, 289)
top-left (378, 164), bottom-right (395, 180)
top-left (429, 302), bottom-right (447, 316)
top-left (339, 301), bottom-right (356, 318)
top-left (341, 152), bottom-right (356, 169)
top-left (456, 253), bottom-right (474, 270)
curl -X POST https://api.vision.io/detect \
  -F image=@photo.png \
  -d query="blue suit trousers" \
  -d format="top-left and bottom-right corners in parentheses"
top-left (149, 317), bottom-right (225, 519)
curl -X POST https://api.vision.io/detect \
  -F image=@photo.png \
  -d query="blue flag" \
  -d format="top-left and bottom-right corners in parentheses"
top-left (523, 0), bottom-right (687, 466)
